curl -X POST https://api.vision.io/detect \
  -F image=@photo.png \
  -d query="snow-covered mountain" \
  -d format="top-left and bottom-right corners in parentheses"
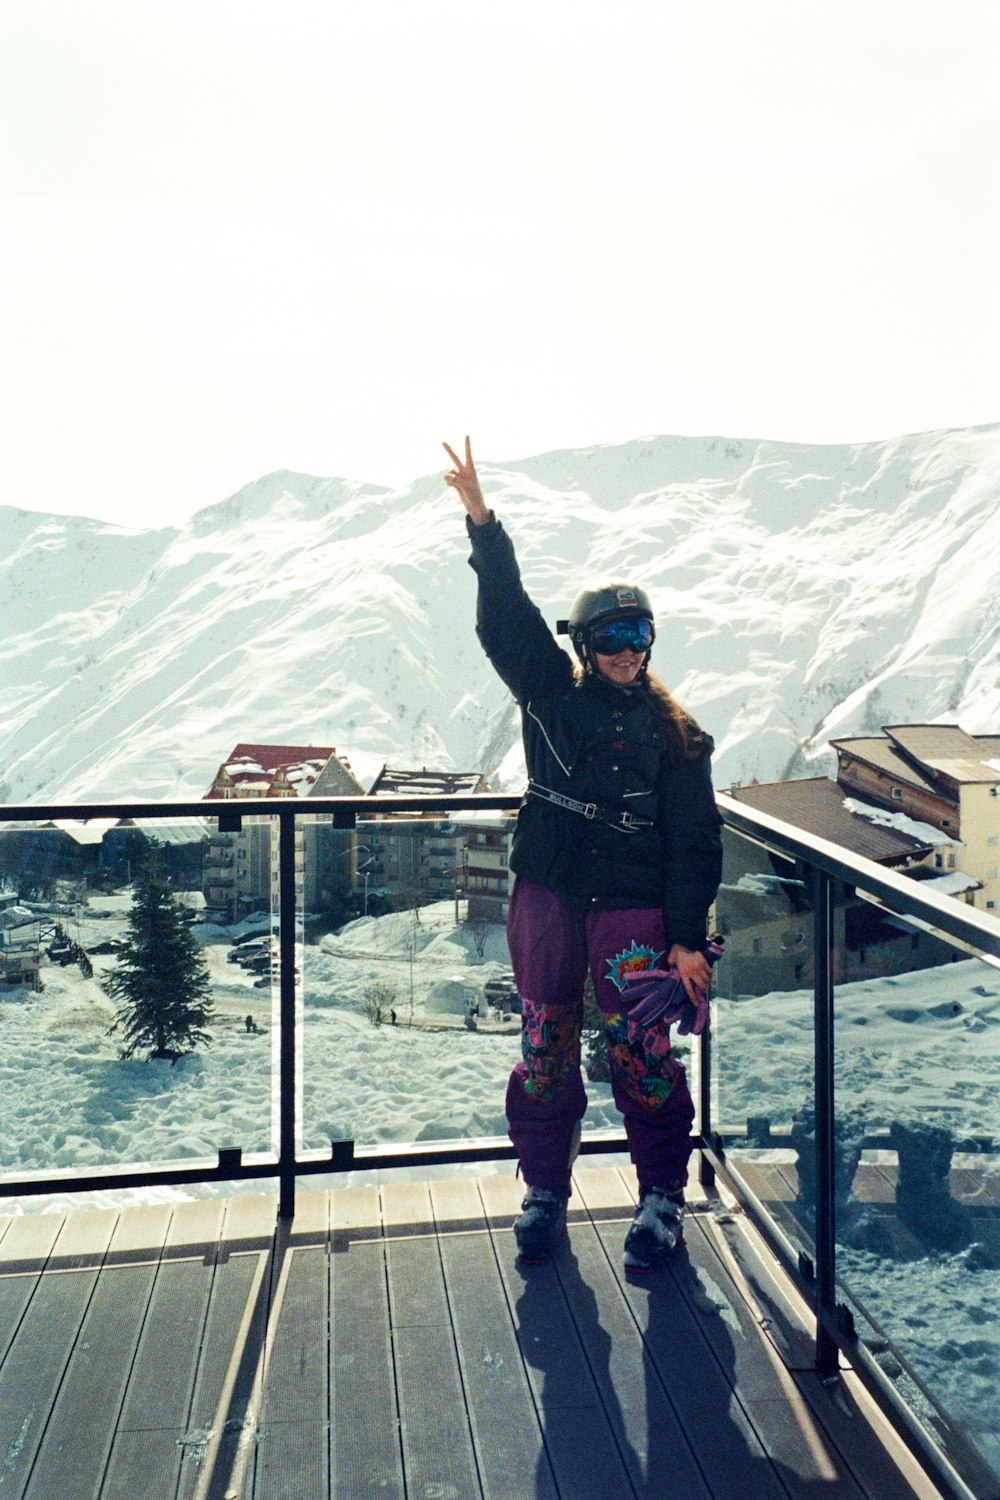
top-left (3, 425), bottom-right (999, 806)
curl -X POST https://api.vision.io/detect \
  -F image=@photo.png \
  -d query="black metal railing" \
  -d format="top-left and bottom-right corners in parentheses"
top-left (3, 789), bottom-right (1000, 1500)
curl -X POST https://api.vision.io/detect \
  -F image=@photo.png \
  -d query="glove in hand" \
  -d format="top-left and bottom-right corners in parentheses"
top-left (622, 937), bottom-right (724, 1036)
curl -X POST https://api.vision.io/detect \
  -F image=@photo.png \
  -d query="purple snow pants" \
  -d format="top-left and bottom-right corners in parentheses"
top-left (505, 878), bottom-right (695, 1192)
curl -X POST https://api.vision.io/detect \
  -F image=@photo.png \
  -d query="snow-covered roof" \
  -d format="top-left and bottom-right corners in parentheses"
top-left (918, 871), bottom-right (981, 896)
top-left (0, 904), bottom-right (37, 929)
top-left (130, 818), bottom-right (212, 845)
top-left (841, 797), bottom-right (957, 848)
top-left (224, 742), bottom-right (337, 775)
top-left (51, 818), bottom-right (119, 845)
top-left (206, 742), bottom-right (354, 799)
top-left (835, 725), bottom-right (1000, 791)
top-left (728, 778), bottom-right (934, 864)
top-left (369, 767), bottom-right (489, 797)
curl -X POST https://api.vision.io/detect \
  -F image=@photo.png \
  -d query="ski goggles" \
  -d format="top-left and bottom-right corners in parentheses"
top-left (588, 616), bottom-right (655, 655)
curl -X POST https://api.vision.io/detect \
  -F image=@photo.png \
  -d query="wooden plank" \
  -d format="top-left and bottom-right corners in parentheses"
top-left (571, 1164), bottom-right (636, 1219)
top-left (427, 1175), bottom-right (493, 1232)
top-left (382, 1182), bottom-right (447, 1328)
top-left (0, 1212), bottom-right (65, 1368)
top-left (478, 1173), bottom-right (638, 1500)
top-left (791, 1369), bottom-right (949, 1500)
top-left (0, 1207), bottom-right (117, 1500)
top-left (329, 1182), bottom-right (404, 1500)
top-left (853, 1163), bottom-right (897, 1205)
top-left (732, 1158), bottom-right (797, 1205)
top-left (253, 1421), bottom-right (328, 1500)
top-left (23, 1203), bottom-right (172, 1500)
top-left (429, 1178), bottom-right (559, 1500)
top-left (393, 1324), bottom-right (484, 1500)
top-left (181, 1194), bottom-right (276, 1500)
top-left (380, 1179), bottom-right (437, 1238)
top-left (703, 1208), bottom-right (823, 1373)
top-left (667, 1216), bottom-right (868, 1499)
top-left (330, 1183), bottom-right (381, 1244)
top-left (102, 1197), bottom-right (226, 1500)
top-left (593, 1210), bottom-right (789, 1500)
top-left (381, 1180), bottom-right (482, 1500)
top-left (951, 1165), bottom-right (1000, 1207)
top-left (559, 1205), bottom-right (715, 1500)
top-left (286, 1187), bottom-right (329, 1243)
top-left (478, 1174), bottom-right (599, 1410)
top-left (253, 1193), bottom-right (329, 1500)
top-left (0, 1211), bottom-right (65, 1267)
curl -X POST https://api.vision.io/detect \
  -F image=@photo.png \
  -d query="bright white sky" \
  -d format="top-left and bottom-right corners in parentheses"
top-left (2, 0), bottom-right (998, 527)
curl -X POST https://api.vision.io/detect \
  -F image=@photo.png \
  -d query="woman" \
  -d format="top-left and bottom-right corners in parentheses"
top-left (444, 436), bottom-right (723, 1269)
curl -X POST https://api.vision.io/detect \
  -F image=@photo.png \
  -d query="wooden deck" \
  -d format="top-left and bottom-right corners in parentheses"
top-left (0, 1165), bottom-right (948, 1500)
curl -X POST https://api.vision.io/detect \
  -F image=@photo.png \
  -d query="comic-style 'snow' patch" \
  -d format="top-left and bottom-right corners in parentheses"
top-left (605, 940), bottom-right (664, 993)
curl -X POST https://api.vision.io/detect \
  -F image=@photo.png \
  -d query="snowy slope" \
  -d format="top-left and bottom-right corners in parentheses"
top-left (2, 424), bottom-right (999, 804)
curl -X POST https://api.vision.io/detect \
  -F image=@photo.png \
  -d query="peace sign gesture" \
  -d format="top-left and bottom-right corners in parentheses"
top-left (443, 436), bottom-right (490, 525)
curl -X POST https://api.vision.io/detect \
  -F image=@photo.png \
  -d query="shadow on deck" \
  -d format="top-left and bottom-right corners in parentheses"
top-left (0, 1165), bottom-right (948, 1500)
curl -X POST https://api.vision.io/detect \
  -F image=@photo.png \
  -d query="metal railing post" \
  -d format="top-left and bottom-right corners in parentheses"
top-left (812, 865), bottom-right (838, 1377)
top-left (278, 807), bottom-right (297, 1219)
top-left (698, 1011), bottom-right (715, 1190)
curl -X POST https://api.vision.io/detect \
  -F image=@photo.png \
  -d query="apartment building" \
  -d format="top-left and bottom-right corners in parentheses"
top-left (831, 724), bottom-right (1000, 914)
top-left (203, 743), bottom-right (365, 916)
top-left (364, 767), bottom-right (491, 906)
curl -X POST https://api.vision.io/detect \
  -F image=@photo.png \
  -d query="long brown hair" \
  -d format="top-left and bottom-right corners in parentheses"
top-left (644, 670), bottom-right (709, 764)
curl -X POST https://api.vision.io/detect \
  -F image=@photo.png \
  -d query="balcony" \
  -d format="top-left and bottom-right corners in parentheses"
top-left (1, 790), bottom-right (998, 1500)
top-left (0, 1165), bottom-right (944, 1500)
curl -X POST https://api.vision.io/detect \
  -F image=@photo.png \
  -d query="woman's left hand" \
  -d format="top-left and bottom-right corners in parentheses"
top-left (668, 943), bottom-right (711, 1002)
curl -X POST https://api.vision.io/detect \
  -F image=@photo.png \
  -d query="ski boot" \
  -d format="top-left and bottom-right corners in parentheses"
top-left (623, 1186), bottom-right (685, 1273)
top-left (513, 1185), bottom-right (569, 1264)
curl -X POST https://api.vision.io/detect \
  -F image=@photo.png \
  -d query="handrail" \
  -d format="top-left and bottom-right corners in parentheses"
top-left (0, 793), bottom-right (524, 821)
top-left (717, 790), bottom-right (1000, 958)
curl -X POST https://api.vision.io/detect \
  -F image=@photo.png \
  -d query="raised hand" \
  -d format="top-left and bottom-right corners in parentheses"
top-left (443, 435), bottom-right (490, 525)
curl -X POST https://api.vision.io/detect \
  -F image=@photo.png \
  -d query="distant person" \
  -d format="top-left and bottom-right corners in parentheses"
top-left (390, 1008), bottom-right (397, 1026)
top-left (444, 436), bottom-right (722, 1270)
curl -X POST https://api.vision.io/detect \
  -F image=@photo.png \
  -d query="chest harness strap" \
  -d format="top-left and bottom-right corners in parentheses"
top-left (526, 780), bottom-right (655, 834)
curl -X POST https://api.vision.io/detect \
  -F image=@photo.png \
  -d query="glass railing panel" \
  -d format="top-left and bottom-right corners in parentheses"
top-left (711, 826), bottom-right (818, 1258)
top-left (0, 815), bottom-right (276, 1185)
top-left (831, 915), bottom-right (1000, 1490)
top-left (301, 813), bottom-right (521, 1152)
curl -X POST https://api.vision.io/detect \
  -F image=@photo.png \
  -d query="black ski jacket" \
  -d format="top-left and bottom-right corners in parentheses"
top-left (467, 514), bottom-right (722, 950)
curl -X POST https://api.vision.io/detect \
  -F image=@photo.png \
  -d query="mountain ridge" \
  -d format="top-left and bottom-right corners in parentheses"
top-left (3, 424), bottom-right (998, 805)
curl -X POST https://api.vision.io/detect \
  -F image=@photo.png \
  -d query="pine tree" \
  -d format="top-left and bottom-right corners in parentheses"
top-left (106, 841), bottom-right (214, 1061)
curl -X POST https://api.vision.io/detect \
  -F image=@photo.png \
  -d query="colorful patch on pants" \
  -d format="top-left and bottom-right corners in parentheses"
top-left (520, 997), bottom-right (581, 1101)
top-left (604, 1011), bottom-right (682, 1111)
top-left (604, 940), bottom-right (664, 994)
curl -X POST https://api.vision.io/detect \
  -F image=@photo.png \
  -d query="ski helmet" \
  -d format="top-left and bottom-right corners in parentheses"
top-left (561, 582), bottom-right (655, 676)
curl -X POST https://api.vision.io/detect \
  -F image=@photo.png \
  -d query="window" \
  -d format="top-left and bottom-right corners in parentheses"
top-left (890, 787), bottom-right (902, 801)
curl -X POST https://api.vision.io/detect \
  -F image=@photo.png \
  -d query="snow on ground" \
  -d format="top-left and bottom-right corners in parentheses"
top-left (712, 957), bottom-right (1000, 1140)
top-left (1, 891), bottom-right (999, 1466)
top-left (712, 955), bottom-right (1000, 1452)
top-left (0, 897), bottom-right (617, 1187)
